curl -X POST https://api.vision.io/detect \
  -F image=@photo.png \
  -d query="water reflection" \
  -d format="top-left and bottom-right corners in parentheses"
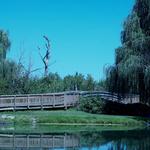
top-left (0, 128), bottom-right (150, 150)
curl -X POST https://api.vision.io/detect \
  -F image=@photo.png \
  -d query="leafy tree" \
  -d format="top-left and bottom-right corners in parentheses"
top-left (106, 0), bottom-right (150, 104)
top-left (74, 72), bottom-right (85, 91)
top-left (0, 60), bottom-right (24, 94)
top-left (63, 75), bottom-right (76, 91)
top-left (0, 30), bottom-right (10, 61)
top-left (84, 74), bottom-right (95, 91)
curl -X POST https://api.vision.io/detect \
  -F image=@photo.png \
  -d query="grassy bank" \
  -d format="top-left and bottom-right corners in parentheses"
top-left (0, 110), bottom-right (149, 126)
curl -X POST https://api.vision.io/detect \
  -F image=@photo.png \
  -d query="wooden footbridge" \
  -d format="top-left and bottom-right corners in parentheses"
top-left (0, 91), bottom-right (139, 111)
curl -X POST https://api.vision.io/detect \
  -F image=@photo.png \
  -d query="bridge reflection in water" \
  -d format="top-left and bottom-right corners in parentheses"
top-left (0, 129), bottom-right (150, 150)
top-left (0, 133), bottom-right (80, 149)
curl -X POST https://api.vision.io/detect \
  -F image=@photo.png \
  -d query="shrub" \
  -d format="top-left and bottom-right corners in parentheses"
top-left (78, 96), bottom-right (105, 114)
top-left (78, 96), bottom-right (150, 116)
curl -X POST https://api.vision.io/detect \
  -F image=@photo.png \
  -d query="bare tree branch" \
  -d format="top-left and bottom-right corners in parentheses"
top-left (18, 44), bottom-right (25, 66)
top-left (38, 46), bottom-right (45, 64)
top-left (38, 36), bottom-right (51, 76)
top-left (30, 61), bottom-right (56, 74)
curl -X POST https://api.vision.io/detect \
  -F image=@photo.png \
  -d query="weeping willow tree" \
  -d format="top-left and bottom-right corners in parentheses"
top-left (106, 0), bottom-right (150, 104)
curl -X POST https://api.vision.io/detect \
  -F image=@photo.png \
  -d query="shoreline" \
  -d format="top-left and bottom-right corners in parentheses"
top-left (0, 110), bottom-right (149, 127)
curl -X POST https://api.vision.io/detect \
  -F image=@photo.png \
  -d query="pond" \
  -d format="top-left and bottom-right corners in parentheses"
top-left (0, 125), bottom-right (150, 150)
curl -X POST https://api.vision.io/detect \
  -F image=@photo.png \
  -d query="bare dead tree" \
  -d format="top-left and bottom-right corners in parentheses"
top-left (17, 40), bottom-right (53, 79)
top-left (38, 35), bottom-right (51, 76)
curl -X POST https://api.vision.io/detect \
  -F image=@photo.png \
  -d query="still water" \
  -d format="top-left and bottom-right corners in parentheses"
top-left (0, 126), bottom-right (150, 150)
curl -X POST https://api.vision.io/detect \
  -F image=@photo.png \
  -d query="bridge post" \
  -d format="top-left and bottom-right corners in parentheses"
top-left (64, 93), bottom-right (67, 110)
top-left (13, 96), bottom-right (16, 111)
top-left (27, 95), bottom-right (30, 109)
top-left (41, 95), bottom-right (43, 110)
top-left (72, 92), bottom-right (75, 106)
top-left (53, 95), bottom-right (55, 107)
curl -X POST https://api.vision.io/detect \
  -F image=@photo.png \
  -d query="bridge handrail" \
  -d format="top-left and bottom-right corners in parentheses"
top-left (0, 91), bottom-right (80, 98)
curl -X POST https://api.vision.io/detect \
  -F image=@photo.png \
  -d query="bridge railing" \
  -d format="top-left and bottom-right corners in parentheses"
top-left (0, 91), bottom-right (79, 110)
top-left (79, 91), bottom-right (140, 103)
top-left (79, 91), bottom-right (120, 101)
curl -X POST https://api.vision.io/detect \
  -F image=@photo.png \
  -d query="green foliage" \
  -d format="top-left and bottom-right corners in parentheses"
top-left (78, 96), bottom-right (105, 114)
top-left (0, 60), bottom-right (24, 94)
top-left (84, 74), bottom-right (95, 91)
top-left (63, 73), bottom-right (99, 92)
top-left (64, 75), bottom-right (77, 91)
top-left (95, 79), bottom-right (107, 91)
top-left (106, 0), bottom-right (150, 104)
top-left (0, 60), bottom-right (102, 94)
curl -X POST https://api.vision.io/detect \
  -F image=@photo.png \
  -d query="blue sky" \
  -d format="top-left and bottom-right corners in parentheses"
top-left (0, 0), bottom-right (135, 80)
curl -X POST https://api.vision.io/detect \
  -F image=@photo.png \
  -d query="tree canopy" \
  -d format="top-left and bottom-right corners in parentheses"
top-left (106, 0), bottom-right (150, 104)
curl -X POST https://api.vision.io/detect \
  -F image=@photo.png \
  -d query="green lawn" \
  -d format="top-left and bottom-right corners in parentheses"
top-left (0, 109), bottom-right (149, 126)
